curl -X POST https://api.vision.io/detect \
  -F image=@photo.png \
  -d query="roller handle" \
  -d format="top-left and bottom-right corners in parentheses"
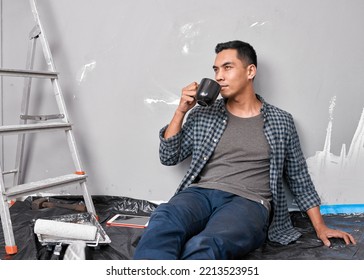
top-left (42, 201), bottom-right (86, 212)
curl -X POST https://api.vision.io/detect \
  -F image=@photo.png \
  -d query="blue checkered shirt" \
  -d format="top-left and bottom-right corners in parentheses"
top-left (159, 95), bottom-right (321, 245)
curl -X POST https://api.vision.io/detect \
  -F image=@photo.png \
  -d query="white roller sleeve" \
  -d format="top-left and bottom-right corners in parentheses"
top-left (34, 219), bottom-right (98, 241)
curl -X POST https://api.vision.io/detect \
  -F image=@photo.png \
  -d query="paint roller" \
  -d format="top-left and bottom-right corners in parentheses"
top-left (34, 219), bottom-right (98, 241)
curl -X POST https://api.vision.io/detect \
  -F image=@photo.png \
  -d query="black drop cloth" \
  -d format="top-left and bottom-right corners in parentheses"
top-left (0, 196), bottom-right (363, 260)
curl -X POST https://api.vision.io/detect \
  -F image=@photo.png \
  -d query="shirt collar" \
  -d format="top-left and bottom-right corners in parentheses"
top-left (218, 94), bottom-right (268, 118)
top-left (256, 94), bottom-right (268, 119)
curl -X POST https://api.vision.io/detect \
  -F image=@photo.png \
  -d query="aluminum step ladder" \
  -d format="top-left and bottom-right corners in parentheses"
top-left (0, 0), bottom-right (96, 255)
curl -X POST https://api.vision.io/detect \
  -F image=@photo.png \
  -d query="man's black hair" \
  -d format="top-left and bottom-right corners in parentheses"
top-left (215, 40), bottom-right (257, 67)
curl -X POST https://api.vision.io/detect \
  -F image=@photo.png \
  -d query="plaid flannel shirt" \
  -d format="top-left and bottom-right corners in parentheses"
top-left (159, 95), bottom-right (321, 245)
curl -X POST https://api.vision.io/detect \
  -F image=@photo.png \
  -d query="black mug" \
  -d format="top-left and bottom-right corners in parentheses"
top-left (196, 78), bottom-right (221, 107)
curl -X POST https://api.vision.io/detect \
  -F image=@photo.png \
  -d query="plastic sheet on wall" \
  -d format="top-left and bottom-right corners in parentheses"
top-left (0, 196), bottom-right (363, 260)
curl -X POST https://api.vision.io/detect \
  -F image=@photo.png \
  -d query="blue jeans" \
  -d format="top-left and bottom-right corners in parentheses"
top-left (133, 187), bottom-right (269, 260)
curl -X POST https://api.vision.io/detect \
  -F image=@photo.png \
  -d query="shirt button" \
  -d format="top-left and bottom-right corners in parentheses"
top-left (191, 175), bottom-right (195, 179)
top-left (222, 120), bottom-right (227, 124)
top-left (203, 156), bottom-right (208, 161)
top-left (213, 138), bottom-right (217, 143)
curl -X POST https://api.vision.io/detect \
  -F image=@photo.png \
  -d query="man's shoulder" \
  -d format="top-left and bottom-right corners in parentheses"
top-left (257, 94), bottom-right (290, 116)
top-left (264, 101), bottom-right (293, 120)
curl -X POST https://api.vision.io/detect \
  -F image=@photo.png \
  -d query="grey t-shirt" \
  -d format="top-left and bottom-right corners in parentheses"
top-left (194, 111), bottom-right (272, 212)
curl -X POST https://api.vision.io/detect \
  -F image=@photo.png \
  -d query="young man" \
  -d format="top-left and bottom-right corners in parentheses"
top-left (133, 40), bottom-right (356, 260)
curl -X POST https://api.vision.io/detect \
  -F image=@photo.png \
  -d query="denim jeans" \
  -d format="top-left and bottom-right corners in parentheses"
top-left (133, 187), bottom-right (269, 260)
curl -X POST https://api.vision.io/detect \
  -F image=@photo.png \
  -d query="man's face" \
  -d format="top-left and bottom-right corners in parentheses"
top-left (213, 49), bottom-right (255, 99)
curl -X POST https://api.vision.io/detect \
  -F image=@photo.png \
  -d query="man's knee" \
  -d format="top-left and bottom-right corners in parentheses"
top-left (181, 234), bottom-right (226, 259)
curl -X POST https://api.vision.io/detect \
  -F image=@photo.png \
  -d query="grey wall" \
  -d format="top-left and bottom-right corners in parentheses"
top-left (1, 0), bottom-right (364, 205)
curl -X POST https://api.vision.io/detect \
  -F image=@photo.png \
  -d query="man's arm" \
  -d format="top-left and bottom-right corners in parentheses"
top-left (283, 115), bottom-right (356, 247)
top-left (306, 206), bottom-right (356, 246)
top-left (164, 110), bottom-right (187, 139)
top-left (164, 82), bottom-right (198, 139)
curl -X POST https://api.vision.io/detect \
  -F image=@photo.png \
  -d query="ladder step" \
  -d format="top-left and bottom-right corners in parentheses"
top-left (0, 122), bottom-right (71, 136)
top-left (4, 173), bottom-right (88, 199)
top-left (0, 68), bottom-right (58, 79)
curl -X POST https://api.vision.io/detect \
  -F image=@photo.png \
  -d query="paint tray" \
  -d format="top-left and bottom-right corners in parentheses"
top-left (34, 212), bottom-right (111, 246)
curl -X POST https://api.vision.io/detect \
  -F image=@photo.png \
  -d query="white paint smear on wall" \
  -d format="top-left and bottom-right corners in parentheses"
top-left (307, 97), bottom-right (364, 204)
top-left (250, 21), bottom-right (268, 27)
top-left (144, 98), bottom-right (179, 105)
top-left (179, 21), bottom-right (202, 55)
top-left (77, 61), bottom-right (96, 83)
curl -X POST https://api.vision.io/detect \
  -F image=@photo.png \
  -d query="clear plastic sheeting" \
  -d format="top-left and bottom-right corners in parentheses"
top-left (0, 196), bottom-right (363, 260)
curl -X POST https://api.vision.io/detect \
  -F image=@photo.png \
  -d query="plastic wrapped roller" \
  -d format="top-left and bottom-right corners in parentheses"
top-left (34, 219), bottom-right (98, 241)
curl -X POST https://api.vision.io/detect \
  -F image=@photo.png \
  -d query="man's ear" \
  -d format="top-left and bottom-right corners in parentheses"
top-left (247, 64), bottom-right (257, 80)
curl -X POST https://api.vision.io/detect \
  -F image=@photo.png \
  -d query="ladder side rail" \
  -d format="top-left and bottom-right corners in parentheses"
top-left (0, 163), bottom-right (17, 253)
top-left (13, 28), bottom-right (39, 186)
top-left (29, 0), bottom-right (95, 216)
top-left (30, 0), bottom-right (86, 174)
top-left (79, 181), bottom-right (96, 214)
top-left (64, 128), bottom-right (85, 174)
top-left (29, 0), bottom-right (69, 121)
